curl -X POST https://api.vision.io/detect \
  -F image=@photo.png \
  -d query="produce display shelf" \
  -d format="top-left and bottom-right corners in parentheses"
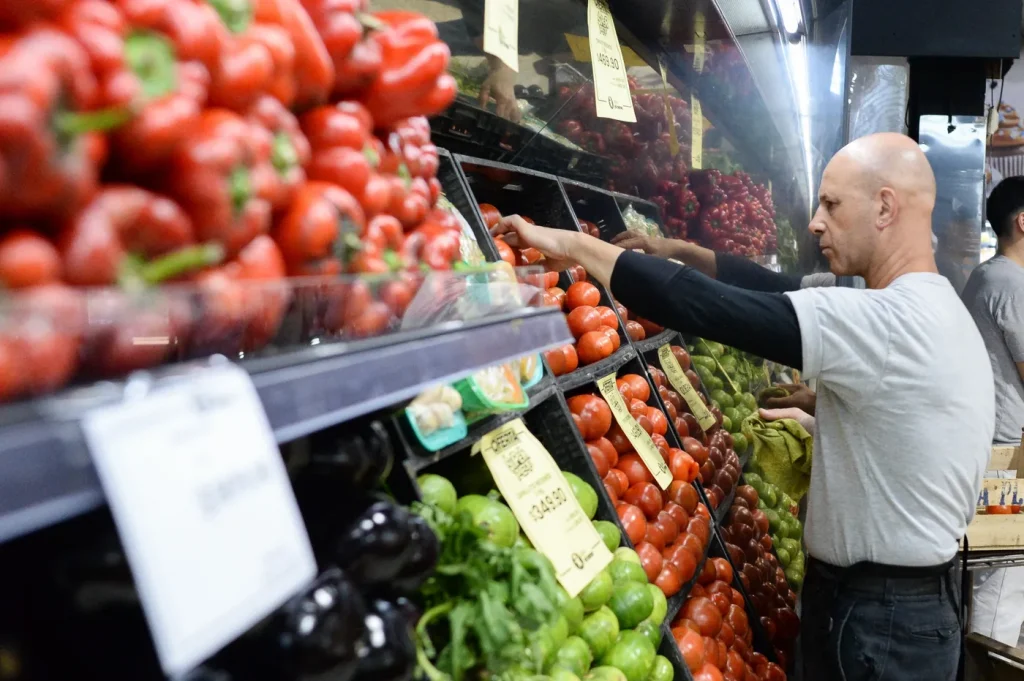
top-left (633, 329), bottom-right (682, 356)
top-left (666, 517), bottom-right (714, 626)
top-left (0, 307), bottom-right (572, 547)
top-left (556, 345), bottom-right (638, 392)
top-left (713, 485), bottom-right (737, 525)
top-left (711, 533), bottom-right (779, 664)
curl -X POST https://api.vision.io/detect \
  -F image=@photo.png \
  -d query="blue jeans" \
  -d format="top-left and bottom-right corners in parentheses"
top-left (800, 557), bottom-right (961, 681)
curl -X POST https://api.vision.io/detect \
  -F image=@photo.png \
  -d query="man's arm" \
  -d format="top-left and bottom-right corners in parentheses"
top-left (493, 217), bottom-right (803, 368)
top-left (610, 232), bottom-right (805, 292)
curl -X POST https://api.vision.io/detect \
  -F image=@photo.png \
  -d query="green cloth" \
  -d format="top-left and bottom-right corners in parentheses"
top-left (741, 416), bottom-right (813, 502)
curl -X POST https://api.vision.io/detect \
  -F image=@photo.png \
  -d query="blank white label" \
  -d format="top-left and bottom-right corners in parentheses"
top-left (82, 365), bottom-right (316, 677)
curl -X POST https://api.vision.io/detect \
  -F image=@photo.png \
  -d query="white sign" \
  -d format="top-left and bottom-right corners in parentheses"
top-left (587, 0), bottom-right (637, 122)
top-left (82, 365), bottom-right (316, 677)
top-left (483, 0), bottom-right (519, 71)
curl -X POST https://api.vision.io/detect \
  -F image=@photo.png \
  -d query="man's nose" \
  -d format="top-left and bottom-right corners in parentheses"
top-left (808, 218), bottom-right (825, 236)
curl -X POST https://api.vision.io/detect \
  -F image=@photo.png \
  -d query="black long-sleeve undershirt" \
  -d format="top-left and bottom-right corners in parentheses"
top-left (714, 253), bottom-right (803, 293)
top-left (611, 250), bottom-right (803, 370)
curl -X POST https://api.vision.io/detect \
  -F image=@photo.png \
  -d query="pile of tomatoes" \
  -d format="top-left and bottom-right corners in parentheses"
top-left (567, 374), bottom-right (712, 599)
top-left (720, 486), bottom-right (800, 671)
top-left (672, 558), bottom-right (787, 681)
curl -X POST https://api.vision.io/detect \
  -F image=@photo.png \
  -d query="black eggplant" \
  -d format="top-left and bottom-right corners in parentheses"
top-left (308, 420), bottom-right (394, 492)
top-left (390, 515), bottom-right (439, 594)
top-left (333, 500), bottom-right (415, 587)
top-left (352, 599), bottom-right (416, 681)
top-left (273, 568), bottom-right (366, 680)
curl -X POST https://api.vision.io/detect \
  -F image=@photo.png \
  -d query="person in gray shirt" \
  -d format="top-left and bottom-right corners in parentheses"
top-left (961, 176), bottom-right (1024, 647)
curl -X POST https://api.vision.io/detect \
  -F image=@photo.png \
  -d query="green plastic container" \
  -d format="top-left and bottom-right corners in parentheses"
top-left (454, 366), bottom-right (530, 419)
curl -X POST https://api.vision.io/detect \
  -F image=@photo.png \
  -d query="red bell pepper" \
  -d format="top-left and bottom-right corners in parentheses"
top-left (246, 95), bottom-right (311, 211)
top-left (201, 0), bottom-right (281, 112)
top-left (255, 0), bottom-right (334, 109)
top-left (273, 181), bottom-right (366, 276)
top-left (59, 185), bottom-right (222, 287)
top-left (0, 28), bottom-right (128, 220)
top-left (0, 284), bottom-right (82, 400)
top-left (299, 0), bottom-right (382, 97)
top-left (115, 0), bottom-right (226, 71)
top-left (301, 101), bottom-right (376, 200)
top-left (0, 0), bottom-right (72, 30)
top-left (361, 10), bottom-right (456, 128)
top-left (166, 108), bottom-right (275, 258)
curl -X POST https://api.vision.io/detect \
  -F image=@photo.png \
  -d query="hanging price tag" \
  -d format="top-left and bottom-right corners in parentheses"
top-left (658, 345), bottom-right (717, 433)
top-left (478, 419), bottom-right (613, 597)
top-left (691, 94), bottom-right (703, 169)
top-left (81, 365), bottom-right (317, 677)
top-left (597, 374), bottom-right (672, 489)
top-left (483, 0), bottom-right (519, 71)
top-left (693, 11), bottom-right (706, 73)
top-left (586, 0), bottom-right (636, 122)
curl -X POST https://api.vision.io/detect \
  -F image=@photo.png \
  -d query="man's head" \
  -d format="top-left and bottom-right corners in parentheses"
top-left (809, 133), bottom-right (937, 279)
top-left (986, 177), bottom-right (1024, 251)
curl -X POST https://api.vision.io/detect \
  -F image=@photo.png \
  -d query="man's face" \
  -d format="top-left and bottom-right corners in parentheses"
top-left (808, 155), bottom-right (879, 276)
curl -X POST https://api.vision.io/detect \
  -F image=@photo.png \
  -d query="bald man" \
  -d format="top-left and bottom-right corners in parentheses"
top-left (493, 133), bottom-right (994, 680)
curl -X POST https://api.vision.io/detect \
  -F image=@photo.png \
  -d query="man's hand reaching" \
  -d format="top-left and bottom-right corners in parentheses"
top-left (610, 232), bottom-right (671, 257)
top-left (479, 57), bottom-right (521, 122)
top-left (491, 215), bottom-right (577, 271)
top-left (763, 383), bottom-right (817, 415)
top-left (759, 407), bottom-right (815, 433)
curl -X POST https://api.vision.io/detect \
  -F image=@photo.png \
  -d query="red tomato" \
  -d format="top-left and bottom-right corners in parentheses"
top-left (604, 480), bottom-right (619, 504)
top-left (567, 394), bottom-right (612, 440)
top-left (577, 330), bottom-right (614, 365)
top-left (571, 412), bottom-right (584, 434)
top-left (651, 433), bottom-right (670, 460)
top-left (600, 325), bottom-right (620, 351)
top-left (675, 626), bottom-right (706, 673)
top-left (668, 480), bottom-right (699, 514)
top-left (649, 366), bottom-right (667, 388)
top-left (621, 374), bottom-right (650, 401)
top-left (624, 482), bottom-right (663, 520)
top-left (625, 320), bottom-right (646, 341)
top-left (546, 286), bottom-right (566, 309)
top-left (664, 543), bottom-right (698, 582)
top-left (566, 281), bottom-right (601, 309)
top-left (604, 468), bottom-right (629, 497)
top-left (566, 306), bottom-right (602, 339)
top-left (683, 436), bottom-right (709, 465)
top-left (671, 344), bottom-right (692, 371)
top-left (693, 664), bottom-right (724, 681)
top-left (683, 597), bottom-right (723, 637)
top-left (688, 516), bottom-right (711, 546)
top-left (663, 502), bottom-right (690, 530)
top-left (646, 407), bottom-right (669, 436)
top-left (655, 562), bottom-right (683, 596)
top-left (615, 377), bottom-right (634, 402)
top-left (494, 237), bottom-right (516, 267)
top-left (478, 203), bottom-right (501, 228)
top-left (617, 503), bottom-right (647, 545)
top-left (607, 422), bottom-right (633, 454)
top-left (664, 400), bottom-right (678, 422)
top-left (562, 344), bottom-right (578, 373)
top-left (628, 397), bottom-right (648, 419)
top-left (543, 348), bottom-right (565, 376)
top-left (595, 305), bottom-right (618, 328)
top-left (588, 443), bottom-right (611, 477)
top-left (712, 558), bottom-right (734, 584)
top-left (644, 521), bottom-right (667, 551)
top-left (719, 623), bottom-right (735, 649)
top-left (702, 639), bottom-right (722, 670)
top-left (710, 592), bottom-right (731, 617)
top-left (568, 264), bottom-right (587, 281)
top-left (654, 511), bottom-right (680, 544)
top-left (636, 414), bottom-right (654, 435)
top-left (617, 453), bottom-right (655, 487)
top-left (670, 449), bottom-right (699, 483)
top-left (636, 541), bottom-right (663, 582)
top-left (697, 558), bottom-right (717, 586)
top-left (675, 416), bottom-right (690, 439)
top-left (680, 533), bottom-right (705, 563)
top-left (764, 663), bottom-right (786, 681)
top-left (695, 503), bottom-right (712, 520)
top-left (591, 436), bottom-right (619, 469)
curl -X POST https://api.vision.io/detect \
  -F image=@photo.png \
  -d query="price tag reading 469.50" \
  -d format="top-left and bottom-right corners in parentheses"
top-left (596, 373), bottom-right (673, 489)
top-left (586, 0), bottom-right (636, 122)
top-left (658, 344), bottom-right (718, 433)
top-left (478, 419), bottom-right (612, 597)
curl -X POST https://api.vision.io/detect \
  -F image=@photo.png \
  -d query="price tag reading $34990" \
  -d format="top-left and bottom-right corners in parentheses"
top-left (586, 0), bottom-right (636, 122)
top-left (658, 344), bottom-right (717, 433)
top-left (596, 374), bottom-right (673, 489)
top-left (477, 418), bottom-right (613, 597)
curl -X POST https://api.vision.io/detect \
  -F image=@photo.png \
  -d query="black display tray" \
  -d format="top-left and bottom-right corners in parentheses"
top-left (437, 147), bottom-right (500, 263)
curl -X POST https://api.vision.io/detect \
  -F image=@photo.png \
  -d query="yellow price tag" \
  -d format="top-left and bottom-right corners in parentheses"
top-left (691, 95), bottom-right (703, 169)
top-left (483, 0), bottom-right (519, 71)
top-left (597, 374), bottom-right (673, 489)
top-left (586, 0), bottom-right (636, 122)
top-left (693, 12), bottom-right (706, 73)
top-left (658, 345), bottom-right (717, 433)
top-left (659, 59), bottom-right (680, 158)
top-left (478, 419), bottom-right (613, 597)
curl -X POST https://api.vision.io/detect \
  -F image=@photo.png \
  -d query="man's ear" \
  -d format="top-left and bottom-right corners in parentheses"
top-left (1016, 211), bottom-right (1024, 236)
top-left (877, 186), bottom-right (898, 229)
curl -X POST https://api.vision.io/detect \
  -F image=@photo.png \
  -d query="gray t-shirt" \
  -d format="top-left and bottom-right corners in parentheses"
top-left (786, 273), bottom-right (995, 566)
top-left (961, 255), bottom-right (1024, 445)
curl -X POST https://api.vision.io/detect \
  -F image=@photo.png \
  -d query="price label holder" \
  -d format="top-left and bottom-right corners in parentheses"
top-left (483, 0), bottom-right (519, 71)
top-left (691, 94), bottom-right (703, 169)
top-left (476, 419), bottom-right (612, 597)
top-left (586, 0), bottom-right (636, 122)
top-left (658, 58), bottom-right (680, 158)
top-left (657, 344), bottom-right (717, 433)
top-left (693, 11), bottom-right (706, 73)
top-left (597, 373), bottom-right (672, 489)
top-left (81, 365), bottom-right (317, 678)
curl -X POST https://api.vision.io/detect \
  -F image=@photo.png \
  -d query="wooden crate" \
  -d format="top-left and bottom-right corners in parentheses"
top-left (965, 441), bottom-right (1024, 550)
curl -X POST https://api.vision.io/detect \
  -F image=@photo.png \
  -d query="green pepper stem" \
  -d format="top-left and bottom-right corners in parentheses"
top-left (125, 31), bottom-right (178, 100)
top-left (357, 12), bottom-right (385, 31)
top-left (137, 244), bottom-right (225, 285)
top-left (271, 132), bottom-right (299, 176)
top-left (54, 108), bottom-right (132, 137)
top-left (207, 0), bottom-right (253, 34)
top-left (229, 166), bottom-right (252, 217)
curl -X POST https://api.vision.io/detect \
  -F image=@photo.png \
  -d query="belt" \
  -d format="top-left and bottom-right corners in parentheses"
top-left (808, 556), bottom-right (957, 597)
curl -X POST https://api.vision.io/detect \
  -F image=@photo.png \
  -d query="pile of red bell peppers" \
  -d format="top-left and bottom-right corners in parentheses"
top-left (0, 0), bottom-right (458, 401)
